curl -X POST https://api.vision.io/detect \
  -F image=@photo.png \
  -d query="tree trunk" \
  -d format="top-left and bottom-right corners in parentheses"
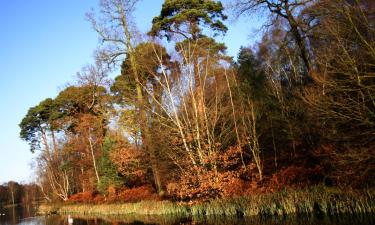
top-left (88, 128), bottom-right (101, 184)
top-left (11, 191), bottom-right (14, 206)
top-left (121, 10), bottom-right (163, 194)
top-left (284, 2), bottom-right (312, 80)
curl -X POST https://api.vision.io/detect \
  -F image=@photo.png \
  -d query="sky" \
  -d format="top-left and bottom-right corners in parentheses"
top-left (0, 0), bottom-right (262, 184)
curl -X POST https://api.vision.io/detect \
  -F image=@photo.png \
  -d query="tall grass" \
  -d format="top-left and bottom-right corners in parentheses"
top-left (56, 200), bottom-right (189, 216)
top-left (184, 186), bottom-right (375, 217)
top-left (39, 186), bottom-right (375, 217)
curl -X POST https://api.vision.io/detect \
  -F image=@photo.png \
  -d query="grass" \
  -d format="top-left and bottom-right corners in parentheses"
top-left (194, 186), bottom-right (375, 217)
top-left (39, 186), bottom-right (375, 218)
top-left (56, 201), bottom-right (189, 216)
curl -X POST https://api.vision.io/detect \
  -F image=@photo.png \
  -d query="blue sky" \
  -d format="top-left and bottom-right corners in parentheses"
top-left (0, 0), bottom-right (262, 184)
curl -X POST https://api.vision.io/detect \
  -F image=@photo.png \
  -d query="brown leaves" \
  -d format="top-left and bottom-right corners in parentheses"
top-left (115, 185), bottom-right (160, 203)
top-left (166, 145), bottom-right (254, 201)
top-left (68, 191), bottom-right (98, 203)
top-left (110, 147), bottom-right (148, 187)
top-left (67, 185), bottom-right (159, 203)
top-left (167, 168), bottom-right (248, 201)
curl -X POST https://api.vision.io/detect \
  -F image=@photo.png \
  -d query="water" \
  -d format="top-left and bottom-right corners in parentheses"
top-left (0, 205), bottom-right (374, 225)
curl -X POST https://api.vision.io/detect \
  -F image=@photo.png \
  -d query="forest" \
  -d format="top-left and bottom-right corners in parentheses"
top-left (0, 182), bottom-right (40, 206)
top-left (19, 0), bottom-right (374, 205)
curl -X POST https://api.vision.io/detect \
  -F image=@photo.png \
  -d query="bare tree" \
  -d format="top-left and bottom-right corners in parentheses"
top-left (87, 0), bottom-right (163, 193)
top-left (231, 0), bottom-right (316, 79)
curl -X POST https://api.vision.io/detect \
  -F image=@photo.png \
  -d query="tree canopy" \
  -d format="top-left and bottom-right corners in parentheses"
top-left (18, 0), bottom-right (375, 203)
top-left (150, 0), bottom-right (228, 40)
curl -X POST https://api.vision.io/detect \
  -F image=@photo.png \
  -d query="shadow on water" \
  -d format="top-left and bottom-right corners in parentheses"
top-left (1, 206), bottom-right (374, 225)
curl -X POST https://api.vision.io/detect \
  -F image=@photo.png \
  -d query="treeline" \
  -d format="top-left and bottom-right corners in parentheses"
top-left (0, 182), bottom-right (41, 206)
top-left (19, 0), bottom-right (374, 203)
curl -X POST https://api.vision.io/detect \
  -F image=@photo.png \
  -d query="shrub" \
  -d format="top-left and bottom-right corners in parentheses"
top-left (68, 191), bottom-right (97, 203)
top-left (114, 185), bottom-right (160, 203)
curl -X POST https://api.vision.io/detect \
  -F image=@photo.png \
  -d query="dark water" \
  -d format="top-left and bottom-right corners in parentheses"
top-left (0, 205), bottom-right (374, 225)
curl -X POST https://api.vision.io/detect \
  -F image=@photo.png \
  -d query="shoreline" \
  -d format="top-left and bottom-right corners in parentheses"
top-left (38, 186), bottom-right (375, 217)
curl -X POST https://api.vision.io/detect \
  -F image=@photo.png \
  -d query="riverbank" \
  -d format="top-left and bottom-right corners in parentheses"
top-left (38, 186), bottom-right (375, 217)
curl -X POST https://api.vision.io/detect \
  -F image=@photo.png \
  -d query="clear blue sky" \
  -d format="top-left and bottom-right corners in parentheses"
top-left (0, 0), bottom-right (262, 184)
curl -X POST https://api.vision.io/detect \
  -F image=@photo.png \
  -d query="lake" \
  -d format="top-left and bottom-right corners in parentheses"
top-left (0, 205), bottom-right (374, 225)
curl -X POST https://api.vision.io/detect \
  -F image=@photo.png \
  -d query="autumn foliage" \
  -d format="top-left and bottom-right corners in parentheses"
top-left (110, 147), bottom-right (148, 188)
top-left (20, 0), bottom-right (375, 204)
top-left (68, 185), bottom-right (159, 204)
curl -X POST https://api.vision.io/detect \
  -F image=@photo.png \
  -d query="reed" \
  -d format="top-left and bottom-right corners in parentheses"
top-left (55, 201), bottom-right (188, 216)
top-left (39, 186), bottom-right (375, 217)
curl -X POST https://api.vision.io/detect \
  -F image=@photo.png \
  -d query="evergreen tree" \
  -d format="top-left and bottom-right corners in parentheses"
top-left (97, 135), bottom-right (125, 194)
top-left (150, 0), bottom-right (227, 40)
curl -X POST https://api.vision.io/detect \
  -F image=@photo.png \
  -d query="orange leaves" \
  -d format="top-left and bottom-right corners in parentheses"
top-left (219, 146), bottom-right (243, 169)
top-left (68, 191), bottom-right (98, 203)
top-left (165, 145), bottom-right (257, 201)
top-left (110, 147), bottom-right (148, 187)
top-left (221, 177), bottom-right (246, 198)
top-left (167, 157), bottom-right (246, 201)
top-left (68, 185), bottom-right (159, 203)
top-left (115, 185), bottom-right (160, 203)
top-left (166, 168), bottom-right (248, 201)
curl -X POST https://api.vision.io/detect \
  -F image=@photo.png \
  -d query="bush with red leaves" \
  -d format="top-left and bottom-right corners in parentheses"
top-left (68, 191), bottom-right (98, 203)
top-left (114, 185), bottom-right (160, 203)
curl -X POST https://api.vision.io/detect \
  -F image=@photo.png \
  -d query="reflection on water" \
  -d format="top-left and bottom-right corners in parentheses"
top-left (0, 205), bottom-right (37, 225)
top-left (0, 205), bottom-right (374, 225)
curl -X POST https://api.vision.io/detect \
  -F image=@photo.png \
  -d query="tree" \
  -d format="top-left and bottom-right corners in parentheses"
top-left (236, 47), bottom-right (266, 99)
top-left (111, 42), bottom-right (177, 193)
top-left (110, 145), bottom-right (148, 188)
top-left (87, 0), bottom-right (141, 65)
top-left (97, 134), bottom-right (125, 194)
top-left (54, 81), bottom-right (110, 191)
top-left (19, 98), bottom-right (57, 153)
top-left (111, 42), bottom-right (173, 113)
top-left (0, 184), bottom-right (8, 204)
top-left (88, 0), bottom-right (165, 194)
top-left (300, 0), bottom-right (375, 186)
top-left (149, 0), bottom-right (227, 40)
top-left (234, 47), bottom-right (268, 180)
top-left (150, 0), bottom-right (230, 168)
top-left (20, 98), bottom-right (71, 201)
top-left (0, 182), bottom-right (40, 205)
top-left (7, 181), bottom-right (21, 205)
top-left (232, 0), bottom-right (315, 80)
top-left (150, 0), bottom-right (228, 94)
top-left (20, 62), bottom-right (112, 201)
